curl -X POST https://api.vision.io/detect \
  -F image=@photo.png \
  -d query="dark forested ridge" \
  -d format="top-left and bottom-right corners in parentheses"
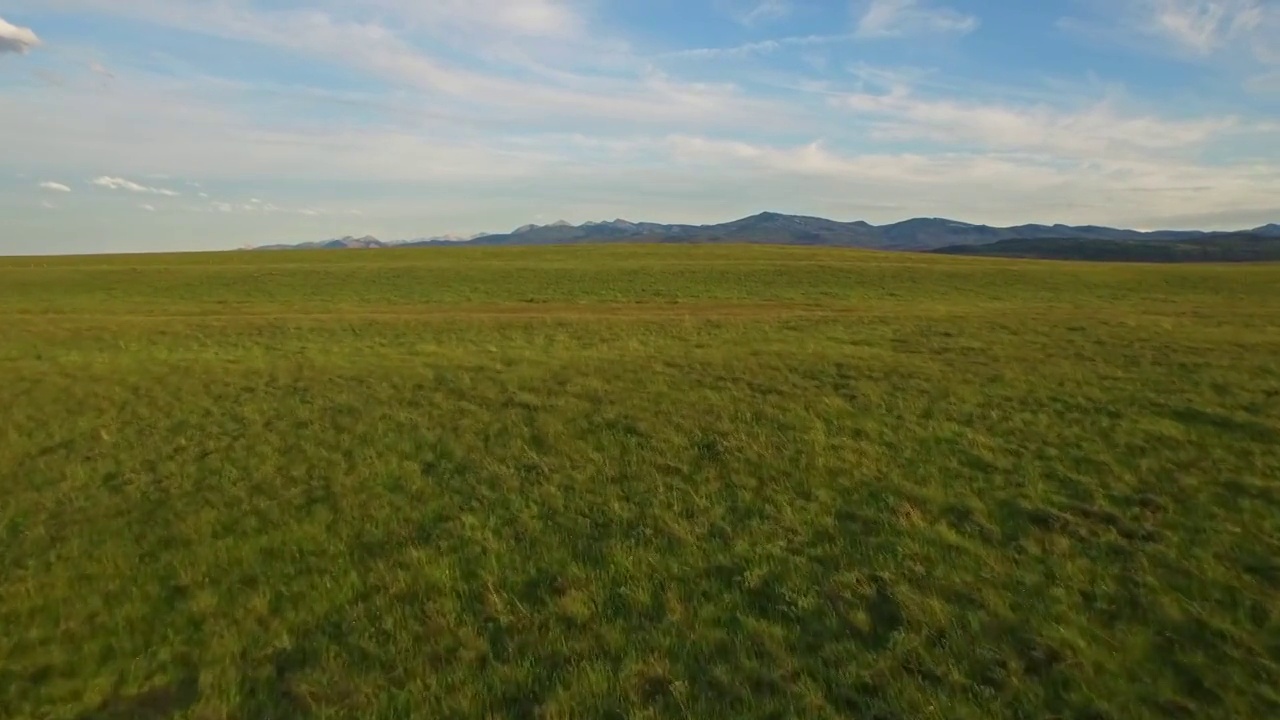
top-left (930, 234), bottom-right (1280, 262)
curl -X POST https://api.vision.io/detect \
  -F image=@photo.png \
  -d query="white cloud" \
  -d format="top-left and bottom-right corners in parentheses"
top-left (90, 61), bottom-right (115, 79)
top-left (836, 85), bottom-right (1236, 160)
top-left (194, 197), bottom-right (349, 217)
top-left (1143, 0), bottom-right (1263, 55)
top-left (740, 0), bottom-right (792, 26)
top-left (1064, 0), bottom-right (1278, 66)
top-left (664, 135), bottom-right (1056, 188)
top-left (6, 60), bottom-right (1272, 232)
top-left (1, 63), bottom-right (791, 187)
top-left (41, 200), bottom-right (56, 210)
top-left (139, 203), bottom-right (156, 212)
top-left (855, 0), bottom-right (979, 38)
top-left (491, 0), bottom-right (583, 36)
top-left (366, 0), bottom-right (586, 38)
top-left (1246, 69), bottom-right (1280, 94)
top-left (4, 0), bottom-right (776, 128)
top-left (665, 33), bottom-right (856, 60)
top-left (38, 181), bottom-right (71, 192)
top-left (0, 16), bottom-right (40, 55)
top-left (1061, 1), bottom-right (1279, 95)
top-left (91, 176), bottom-right (181, 196)
top-left (2, 0), bottom-right (1276, 241)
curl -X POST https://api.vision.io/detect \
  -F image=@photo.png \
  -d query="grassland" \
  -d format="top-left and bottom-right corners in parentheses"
top-left (1, 245), bottom-right (1278, 719)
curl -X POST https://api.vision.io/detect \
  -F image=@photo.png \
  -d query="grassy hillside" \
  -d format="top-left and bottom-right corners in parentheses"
top-left (932, 233), bottom-right (1280, 262)
top-left (2, 245), bottom-right (1278, 719)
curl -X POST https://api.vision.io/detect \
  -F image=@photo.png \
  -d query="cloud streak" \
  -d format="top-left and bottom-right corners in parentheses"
top-left (739, 0), bottom-right (792, 26)
top-left (1063, 0), bottom-right (1278, 65)
top-left (664, 33), bottom-right (856, 60)
top-left (15, 0), bottom-right (775, 128)
top-left (1144, 0), bottom-right (1264, 56)
top-left (855, 0), bottom-right (979, 38)
top-left (92, 176), bottom-right (182, 196)
top-left (39, 181), bottom-right (72, 192)
top-left (198, 196), bottom-right (357, 217)
top-left (836, 85), bottom-right (1237, 160)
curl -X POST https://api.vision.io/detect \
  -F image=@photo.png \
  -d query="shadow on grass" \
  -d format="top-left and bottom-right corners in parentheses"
top-left (1168, 406), bottom-right (1278, 444)
top-left (73, 673), bottom-right (198, 720)
top-left (236, 644), bottom-right (317, 719)
top-left (1005, 497), bottom-right (1164, 545)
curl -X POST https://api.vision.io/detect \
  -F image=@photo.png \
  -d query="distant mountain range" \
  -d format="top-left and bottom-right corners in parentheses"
top-left (254, 232), bottom-right (489, 250)
top-left (251, 213), bottom-right (1280, 252)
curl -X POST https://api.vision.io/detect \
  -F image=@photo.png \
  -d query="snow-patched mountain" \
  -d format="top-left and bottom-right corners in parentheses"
top-left (397, 232), bottom-right (489, 244)
top-left (255, 235), bottom-right (386, 250)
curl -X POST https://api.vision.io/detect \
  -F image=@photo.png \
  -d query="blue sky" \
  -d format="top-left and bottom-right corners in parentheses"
top-left (1, 0), bottom-right (1278, 254)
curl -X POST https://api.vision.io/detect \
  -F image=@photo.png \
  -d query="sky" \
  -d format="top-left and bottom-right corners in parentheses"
top-left (1, 0), bottom-right (1278, 254)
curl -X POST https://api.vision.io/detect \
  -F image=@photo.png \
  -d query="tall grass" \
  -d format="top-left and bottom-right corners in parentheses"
top-left (1, 245), bottom-right (1278, 718)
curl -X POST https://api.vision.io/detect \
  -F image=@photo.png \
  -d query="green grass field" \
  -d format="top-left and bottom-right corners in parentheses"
top-left (2, 245), bottom-right (1278, 719)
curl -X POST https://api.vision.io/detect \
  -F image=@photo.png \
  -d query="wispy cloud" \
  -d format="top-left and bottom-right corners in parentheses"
top-left (855, 0), bottom-right (979, 38)
top-left (739, 0), bottom-right (792, 26)
top-left (836, 85), bottom-right (1237, 160)
top-left (1246, 69), bottom-right (1280, 94)
top-left (366, 0), bottom-right (587, 39)
top-left (19, 0), bottom-right (770, 127)
top-left (38, 181), bottom-right (72, 192)
top-left (0, 16), bottom-right (40, 54)
top-left (139, 203), bottom-right (156, 212)
top-left (1060, 0), bottom-right (1278, 97)
top-left (663, 33), bottom-right (855, 59)
top-left (1062, 0), bottom-right (1277, 63)
top-left (91, 176), bottom-right (181, 196)
top-left (1144, 0), bottom-right (1264, 56)
top-left (199, 197), bottom-right (355, 217)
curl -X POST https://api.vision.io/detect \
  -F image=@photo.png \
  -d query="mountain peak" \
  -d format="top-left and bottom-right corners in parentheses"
top-left (743, 211), bottom-right (790, 221)
top-left (549, 219), bottom-right (572, 228)
top-left (730, 211), bottom-right (793, 225)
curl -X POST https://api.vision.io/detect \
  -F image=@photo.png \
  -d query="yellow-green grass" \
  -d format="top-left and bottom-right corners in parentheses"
top-left (1, 245), bottom-right (1278, 719)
